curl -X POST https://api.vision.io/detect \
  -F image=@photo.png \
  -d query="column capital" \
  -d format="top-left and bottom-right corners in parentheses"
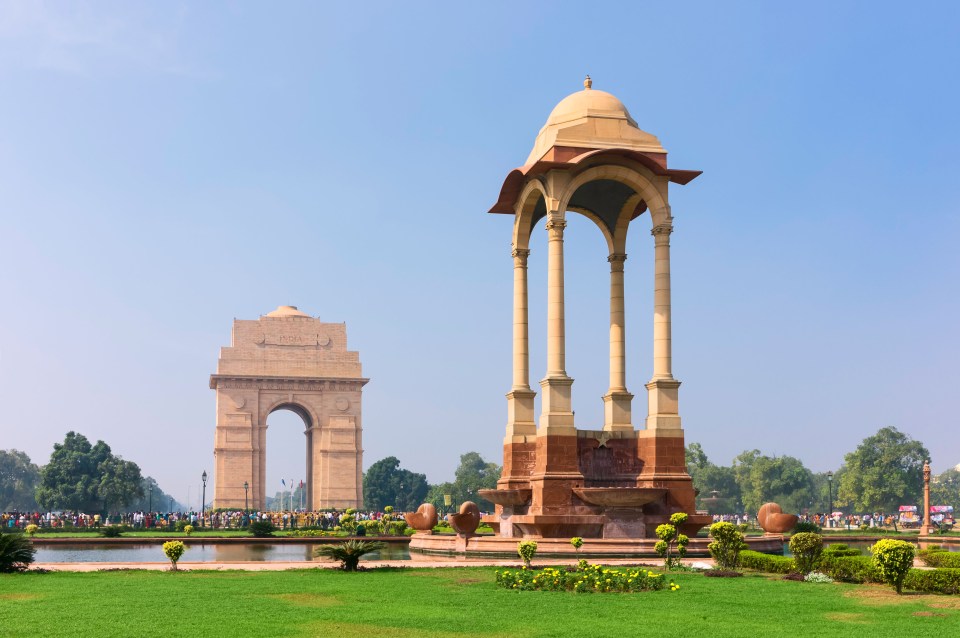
top-left (651, 223), bottom-right (673, 237)
top-left (607, 253), bottom-right (627, 271)
top-left (511, 247), bottom-right (530, 265)
top-left (545, 218), bottom-right (567, 235)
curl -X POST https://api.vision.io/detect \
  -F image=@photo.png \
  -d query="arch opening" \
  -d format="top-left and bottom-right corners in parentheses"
top-left (265, 405), bottom-right (311, 511)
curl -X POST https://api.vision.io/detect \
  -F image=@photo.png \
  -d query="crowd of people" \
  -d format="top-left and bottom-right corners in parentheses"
top-left (1, 509), bottom-right (401, 531)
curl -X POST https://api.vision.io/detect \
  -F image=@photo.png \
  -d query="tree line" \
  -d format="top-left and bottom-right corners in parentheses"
top-left (0, 431), bottom-right (181, 513)
top-left (687, 426), bottom-right (958, 515)
top-left (362, 451), bottom-right (500, 512)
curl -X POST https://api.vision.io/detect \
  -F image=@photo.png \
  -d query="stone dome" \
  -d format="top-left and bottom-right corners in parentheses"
top-left (265, 305), bottom-right (311, 318)
top-left (526, 76), bottom-right (666, 165)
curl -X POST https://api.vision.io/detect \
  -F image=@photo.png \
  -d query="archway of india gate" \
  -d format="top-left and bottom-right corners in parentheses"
top-left (211, 305), bottom-right (366, 510)
top-left (481, 77), bottom-right (712, 542)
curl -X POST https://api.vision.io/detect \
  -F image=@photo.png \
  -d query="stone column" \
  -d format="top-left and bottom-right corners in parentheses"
top-left (505, 248), bottom-right (536, 442)
top-left (603, 253), bottom-right (632, 431)
top-left (545, 219), bottom-right (567, 377)
top-left (608, 253), bottom-right (627, 391)
top-left (539, 217), bottom-right (574, 434)
top-left (652, 224), bottom-right (673, 380)
top-left (645, 222), bottom-right (681, 432)
top-left (512, 248), bottom-right (531, 390)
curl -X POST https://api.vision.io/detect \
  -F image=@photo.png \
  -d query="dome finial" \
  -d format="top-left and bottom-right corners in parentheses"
top-left (584, 74), bottom-right (592, 90)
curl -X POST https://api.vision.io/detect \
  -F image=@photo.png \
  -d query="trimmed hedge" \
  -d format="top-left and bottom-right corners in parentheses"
top-left (918, 549), bottom-right (960, 569)
top-left (903, 567), bottom-right (960, 595)
top-left (743, 549), bottom-right (960, 595)
top-left (739, 551), bottom-right (795, 574)
top-left (818, 554), bottom-right (881, 583)
top-left (822, 543), bottom-right (862, 557)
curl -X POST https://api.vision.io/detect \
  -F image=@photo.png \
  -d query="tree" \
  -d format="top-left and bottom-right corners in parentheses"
top-left (451, 452), bottom-right (500, 511)
top-left (685, 443), bottom-right (741, 513)
top-left (732, 450), bottom-right (815, 515)
top-left (836, 427), bottom-right (929, 513)
top-left (35, 432), bottom-right (144, 513)
top-left (929, 468), bottom-right (959, 508)
top-left (362, 457), bottom-right (428, 511)
top-left (0, 449), bottom-right (40, 511)
top-left (127, 477), bottom-right (182, 513)
top-left (97, 456), bottom-right (144, 511)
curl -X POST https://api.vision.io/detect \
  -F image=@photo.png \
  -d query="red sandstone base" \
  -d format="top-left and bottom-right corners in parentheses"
top-left (408, 532), bottom-right (784, 558)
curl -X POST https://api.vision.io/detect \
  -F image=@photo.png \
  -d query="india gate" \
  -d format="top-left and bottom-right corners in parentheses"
top-left (211, 305), bottom-right (366, 510)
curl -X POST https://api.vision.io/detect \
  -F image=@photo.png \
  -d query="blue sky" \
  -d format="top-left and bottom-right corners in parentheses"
top-left (1, 1), bottom-right (958, 507)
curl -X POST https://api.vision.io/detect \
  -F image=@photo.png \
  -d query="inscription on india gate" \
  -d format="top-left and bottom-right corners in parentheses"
top-left (210, 305), bottom-right (367, 510)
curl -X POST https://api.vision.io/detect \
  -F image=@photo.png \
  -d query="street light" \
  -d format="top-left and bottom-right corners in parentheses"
top-left (169, 497), bottom-right (173, 513)
top-left (243, 481), bottom-right (249, 516)
top-left (201, 470), bottom-right (208, 528)
top-left (148, 485), bottom-right (153, 513)
top-left (826, 471), bottom-right (834, 527)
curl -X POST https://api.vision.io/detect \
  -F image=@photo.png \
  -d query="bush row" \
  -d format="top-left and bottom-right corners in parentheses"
top-left (918, 548), bottom-right (960, 569)
top-left (741, 549), bottom-right (960, 595)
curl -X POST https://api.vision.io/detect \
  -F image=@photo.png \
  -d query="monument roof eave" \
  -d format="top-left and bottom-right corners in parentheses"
top-left (209, 373), bottom-right (370, 390)
top-left (487, 148), bottom-right (701, 215)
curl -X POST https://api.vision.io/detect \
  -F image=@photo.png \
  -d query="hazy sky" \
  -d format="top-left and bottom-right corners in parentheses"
top-left (1, 1), bottom-right (958, 508)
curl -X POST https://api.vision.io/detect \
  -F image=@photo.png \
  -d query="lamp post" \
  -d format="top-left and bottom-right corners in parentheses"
top-left (244, 481), bottom-right (249, 515)
top-left (826, 471), bottom-right (833, 528)
top-left (148, 485), bottom-right (153, 513)
top-left (201, 470), bottom-right (208, 528)
top-left (169, 497), bottom-right (173, 513)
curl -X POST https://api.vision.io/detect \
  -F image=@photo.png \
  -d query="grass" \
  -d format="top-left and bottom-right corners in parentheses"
top-left (1, 567), bottom-right (958, 637)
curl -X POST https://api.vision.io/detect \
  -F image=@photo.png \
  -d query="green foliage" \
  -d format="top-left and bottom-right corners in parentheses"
top-left (902, 567), bottom-right (960, 595)
top-left (708, 522), bottom-right (747, 570)
top-left (35, 432), bottom-right (144, 512)
top-left (314, 540), bottom-right (386, 571)
top-left (517, 540), bottom-right (537, 567)
top-left (248, 521), bottom-right (276, 538)
top-left (570, 537), bottom-right (583, 552)
top-left (495, 563), bottom-right (672, 593)
top-left (837, 427), bottom-right (929, 513)
top-left (870, 539), bottom-right (916, 594)
top-left (929, 468), bottom-right (960, 506)
top-left (732, 449), bottom-right (816, 514)
top-left (162, 540), bottom-right (186, 570)
top-left (817, 554), bottom-right (880, 583)
top-left (918, 548), bottom-right (960, 568)
top-left (792, 521), bottom-right (821, 533)
top-left (686, 443), bottom-right (742, 513)
top-left (822, 543), bottom-right (861, 557)
top-left (452, 452), bottom-right (501, 512)
top-left (0, 533), bottom-right (36, 573)
top-left (654, 514), bottom-right (690, 568)
top-left (362, 456), bottom-right (429, 511)
top-left (738, 550), bottom-right (795, 574)
top-left (99, 526), bottom-right (123, 538)
top-left (0, 449), bottom-right (40, 511)
top-left (788, 532), bottom-right (823, 575)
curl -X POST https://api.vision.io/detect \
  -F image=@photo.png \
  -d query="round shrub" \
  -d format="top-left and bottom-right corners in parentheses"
top-left (518, 540), bottom-right (538, 568)
top-left (871, 539), bottom-right (915, 594)
top-left (789, 532), bottom-right (824, 575)
top-left (708, 522), bottom-right (747, 571)
top-left (24, 524), bottom-right (39, 537)
top-left (183, 525), bottom-right (194, 536)
top-left (792, 520), bottom-right (821, 534)
top-left (162, 540), bottom-right (187, 571)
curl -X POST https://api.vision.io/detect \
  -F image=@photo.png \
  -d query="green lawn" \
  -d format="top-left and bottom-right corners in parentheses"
top-left (1, 567), bottom-right (958, 637)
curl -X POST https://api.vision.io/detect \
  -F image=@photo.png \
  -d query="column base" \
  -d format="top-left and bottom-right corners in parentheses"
top-left (539, 376), bottom-right (576, 435)
top-left (602, 389), bottom-right (634, 432)
top-left (505, 388), bottom-right (536, 441)
top-left (644, 377), bottom-right (682, 431)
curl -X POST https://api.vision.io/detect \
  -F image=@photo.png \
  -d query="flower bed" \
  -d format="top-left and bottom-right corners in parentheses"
top-left (495, 562), bottom-right (676, 593)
